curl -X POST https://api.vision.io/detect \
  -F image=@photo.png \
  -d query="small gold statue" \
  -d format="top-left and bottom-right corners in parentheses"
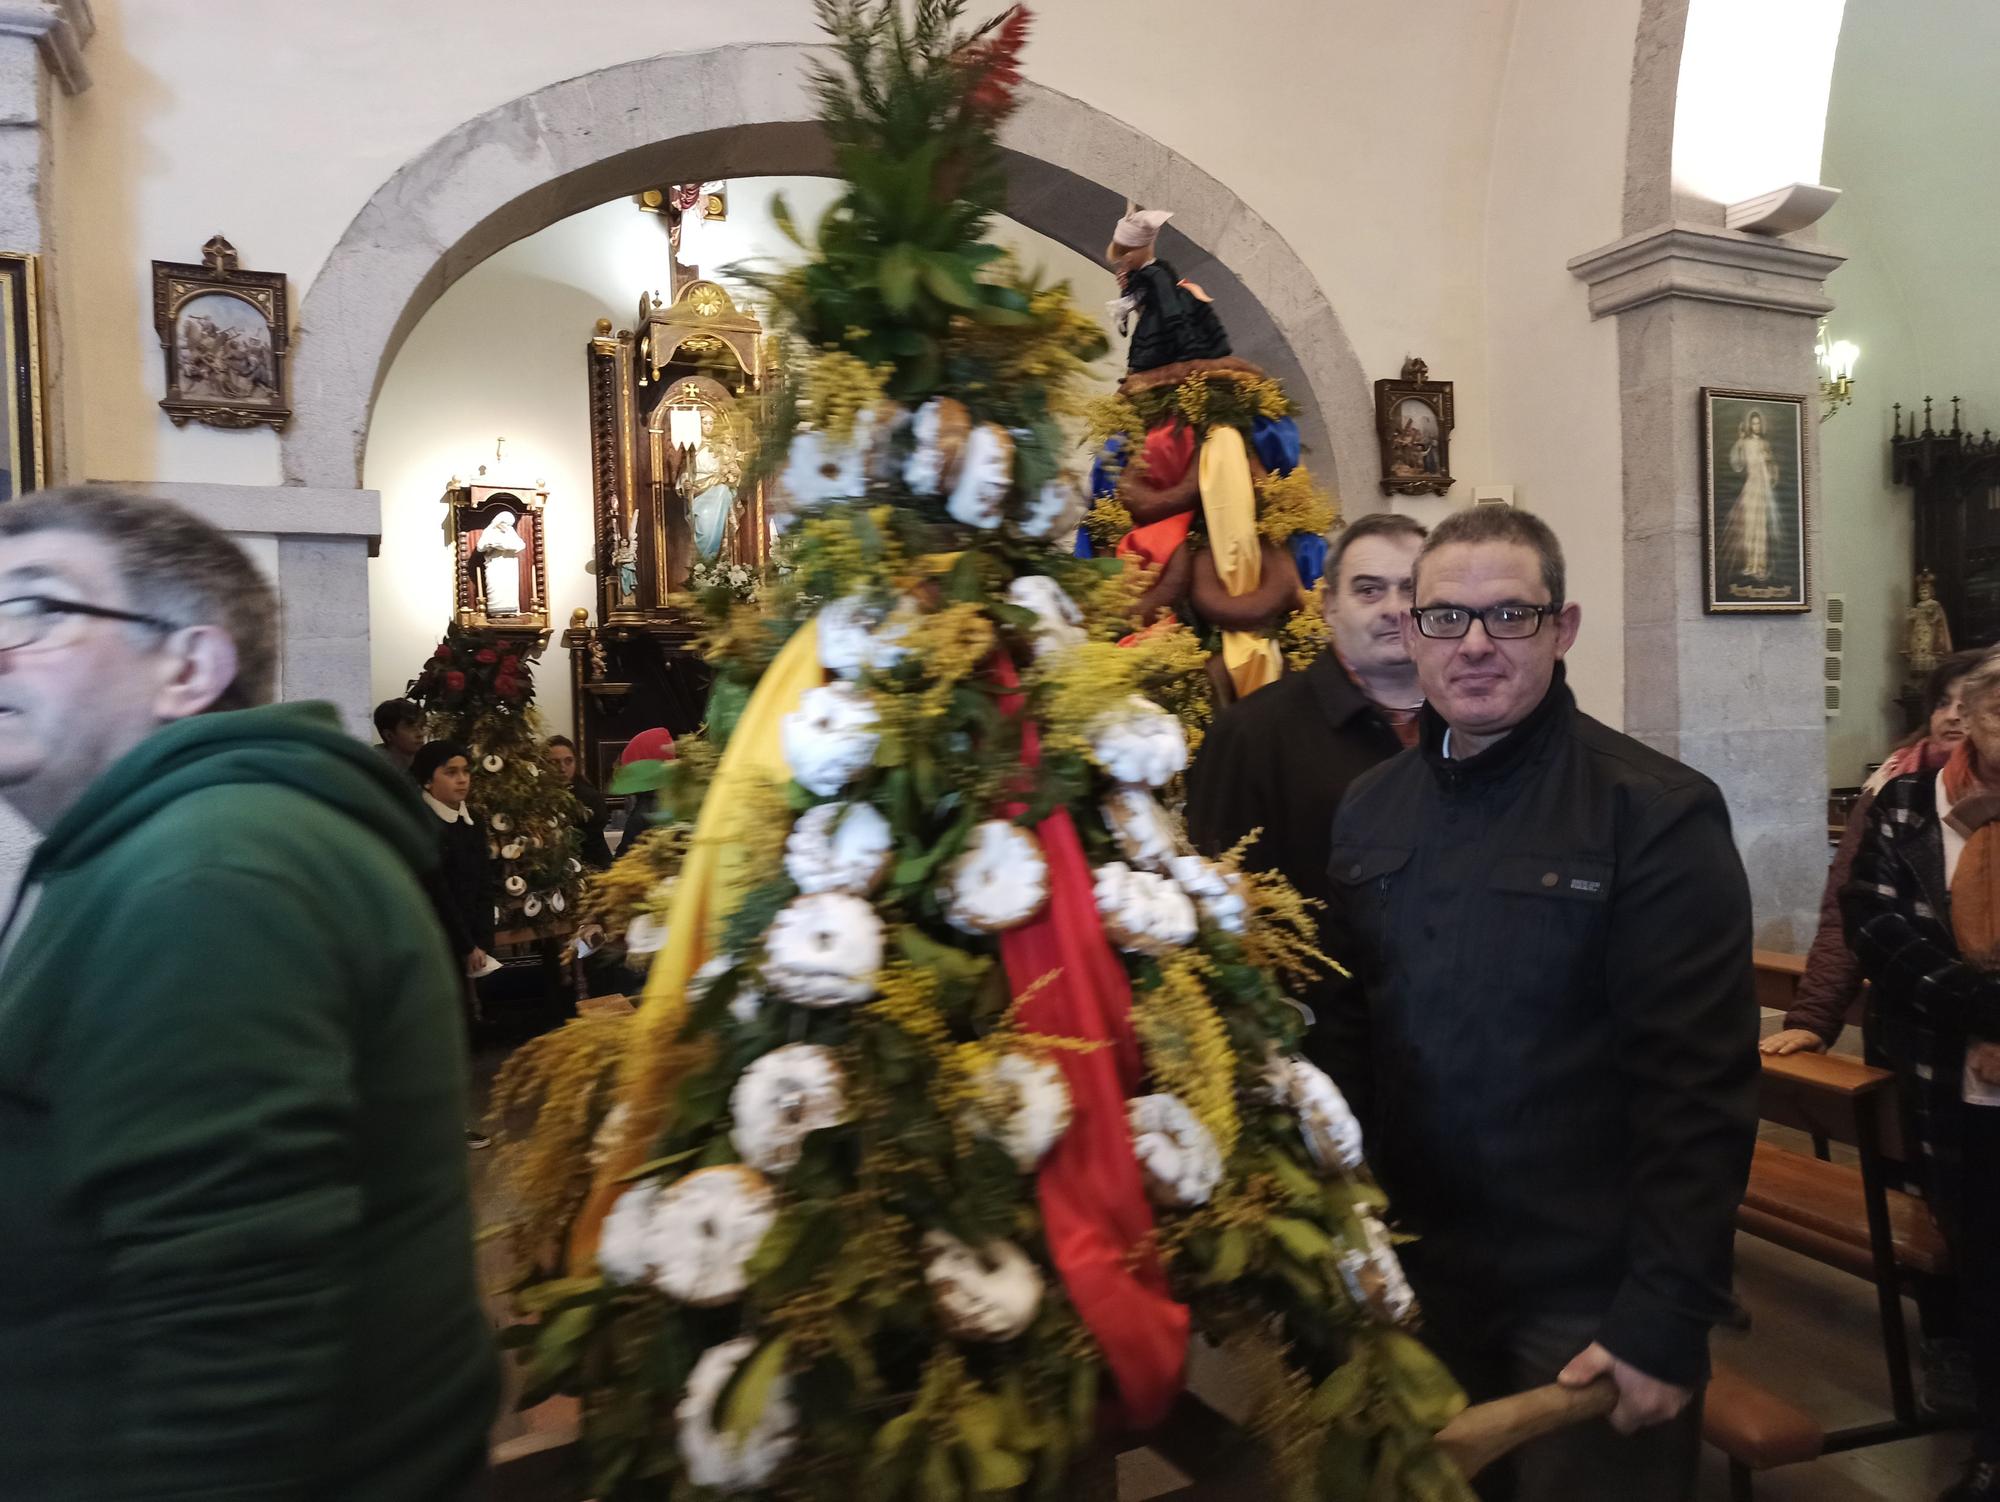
top-left (1903, 569), bottom-right (1953, 683)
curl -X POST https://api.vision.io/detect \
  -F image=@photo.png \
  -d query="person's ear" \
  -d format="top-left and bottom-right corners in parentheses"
top-left (1399, 608), bottom-right (1420, 656)
top-left (151, 625), bottom-right (241, 721)
top-left (1552, 602), bottom-right (1583, 659)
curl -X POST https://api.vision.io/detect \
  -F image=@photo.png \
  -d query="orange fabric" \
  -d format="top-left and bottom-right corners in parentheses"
top-left (1115, 512), bottom-right (1194, 569)
top-left (1941, 739), bottom-right (1996, 809)
top-left (1140, 419), bottom-right (1197, 488)
top-left (1942, 740), bottom-right (2000, 967)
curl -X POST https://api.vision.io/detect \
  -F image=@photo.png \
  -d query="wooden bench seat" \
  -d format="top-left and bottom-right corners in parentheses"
top-left (1704, 1362), bottom-right (1824, 1482)
top-left (1730, 1045), bottom-right (1945, 1446)
top-left (1740, 1140), bottom-right (1949, 1279)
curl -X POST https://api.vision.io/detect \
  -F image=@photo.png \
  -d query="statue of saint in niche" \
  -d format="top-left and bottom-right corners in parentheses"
top-left (475, 509), bottom-right (531, 617)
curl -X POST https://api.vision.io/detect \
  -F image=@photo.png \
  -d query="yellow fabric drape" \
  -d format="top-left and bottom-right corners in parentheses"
top-left (1197, 427), bottom-right (1284, 697)
top-left (567, 620), bottom-right (825, 1268)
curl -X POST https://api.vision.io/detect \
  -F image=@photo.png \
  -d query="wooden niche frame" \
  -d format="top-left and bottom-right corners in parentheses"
top-left (445, 472), bottom-right (552, 637)
top-left (0, 251), bottom-right (46, 499)
top-left (1374, 357), bottom-right (1455, 497)
top-left (152, 235), bottom-right (290, 431)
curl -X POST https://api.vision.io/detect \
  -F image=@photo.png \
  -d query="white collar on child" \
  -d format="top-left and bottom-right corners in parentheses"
top-left (422, 790), bottom-right (472, 825)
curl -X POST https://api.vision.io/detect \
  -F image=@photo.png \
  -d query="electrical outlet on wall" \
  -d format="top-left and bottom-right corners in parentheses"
top-left (1471, 486), bottom-right (1514, 507)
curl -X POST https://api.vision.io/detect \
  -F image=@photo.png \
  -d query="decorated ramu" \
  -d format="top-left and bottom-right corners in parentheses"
top-left (494, 4), bottom-right (1475, 1497)
top-left (1083, 208), bottom-right (1336, 707)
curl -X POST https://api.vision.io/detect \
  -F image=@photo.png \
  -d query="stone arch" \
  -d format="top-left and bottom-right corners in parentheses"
top-left (282, 42), bottom-right (1374, 501)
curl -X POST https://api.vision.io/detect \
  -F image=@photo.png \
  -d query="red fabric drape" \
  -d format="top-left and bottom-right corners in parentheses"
top-left (1115, 511), bottom-right (1194, 569)
top-left (993, 660), bottom-right (1188, 1429)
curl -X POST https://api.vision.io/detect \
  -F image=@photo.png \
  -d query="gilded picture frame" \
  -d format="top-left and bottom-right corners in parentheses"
top-left (0, 251), bottom-right (46, 500)
top-left (1701, 387), bottom-right (1810, 614)
top-left (152, 236), bottom-right (291, 431)
top-left (1374, 357), bottom-right (1454, 497)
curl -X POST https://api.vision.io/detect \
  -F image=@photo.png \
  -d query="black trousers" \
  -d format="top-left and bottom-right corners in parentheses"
top-left (1963, 1101), bottom-right (2000, 1461)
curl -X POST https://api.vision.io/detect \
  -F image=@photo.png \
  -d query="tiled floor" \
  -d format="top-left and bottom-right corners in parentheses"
top-left (470, 1045), bottom-right (1974, 1501)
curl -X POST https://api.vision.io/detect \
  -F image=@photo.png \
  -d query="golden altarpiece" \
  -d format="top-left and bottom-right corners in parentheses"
top-left (565, 279), bottom-right (770, 782)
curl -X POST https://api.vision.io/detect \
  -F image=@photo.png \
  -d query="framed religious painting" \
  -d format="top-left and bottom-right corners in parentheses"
top-left (152, 235), bottom-right (290, 431)
top-left (0, 252), bottom-right (45, 500)
top-left (1374, 357), bottom-right (1454, 496)
top-left (1701, 388), bottom-right (1810, 613)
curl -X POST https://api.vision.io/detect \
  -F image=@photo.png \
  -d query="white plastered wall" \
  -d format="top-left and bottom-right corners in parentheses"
top-left (1481, 0), bottom-right (1641, 727)
top-left (49, 0), bottom-right (1533, 525)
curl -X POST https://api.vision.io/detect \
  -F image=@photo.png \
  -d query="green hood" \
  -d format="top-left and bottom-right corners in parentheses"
top-left (27, 700), bottom-right (438, 881)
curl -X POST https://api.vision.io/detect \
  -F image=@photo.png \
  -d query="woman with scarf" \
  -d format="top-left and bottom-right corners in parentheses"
top-left (1768, 648), bottom-right (1987, 1058)
top-left (1844, 648), bottom-right (2000, 1502)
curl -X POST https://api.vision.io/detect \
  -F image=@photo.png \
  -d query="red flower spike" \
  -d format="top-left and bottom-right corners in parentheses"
top-left (959, 5), bottom-right (1030, 120)
top-left (476, 649), bottom-right (498, 664)
top-left (445, 670), bottom-right (466, 691)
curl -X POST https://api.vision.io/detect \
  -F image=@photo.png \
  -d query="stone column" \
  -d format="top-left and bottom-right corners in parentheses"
top-left (1570, 225), bottom-right (1844, 948)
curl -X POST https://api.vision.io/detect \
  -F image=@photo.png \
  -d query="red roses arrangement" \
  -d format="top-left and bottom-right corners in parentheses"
top-left (407, 621), bottom-right (534, 715)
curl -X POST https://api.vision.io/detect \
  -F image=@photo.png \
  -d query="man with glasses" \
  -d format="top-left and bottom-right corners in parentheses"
top-left (1322, 506), bottom-right (1757, 1501)
top-left (0, 489), bottom-right (496, 1499)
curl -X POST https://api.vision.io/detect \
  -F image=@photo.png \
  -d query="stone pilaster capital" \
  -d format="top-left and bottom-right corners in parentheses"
top-left (1568, 221), bottom-right (1845, 320)
top-left (0, 0), bottom-right (93, 95)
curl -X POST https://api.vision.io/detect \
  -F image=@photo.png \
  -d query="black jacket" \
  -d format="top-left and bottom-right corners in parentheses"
top-left (1322, 670), bottom-right (1757, 1388)
top-left (1186, 653), bottom-right (1405, 1017)
top-left (571, 776), bottom-right (615, 870)
top-left (431, 807), bottom-right (494, 958)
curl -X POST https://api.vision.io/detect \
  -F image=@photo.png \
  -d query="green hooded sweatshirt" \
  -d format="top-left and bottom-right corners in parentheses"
top-left (0, 701), bottom-right (497, 1500)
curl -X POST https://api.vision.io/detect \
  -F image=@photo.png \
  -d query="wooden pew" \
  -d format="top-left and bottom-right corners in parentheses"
top-left (1751, 949), bottom-right (1807, 1014)
top-left (1735, 1049), bottom-right (1950, 1452)
top-left (1703, 1363), bottom-right (1823, 1502)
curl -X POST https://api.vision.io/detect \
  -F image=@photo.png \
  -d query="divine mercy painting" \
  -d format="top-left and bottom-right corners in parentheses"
top-left (1701, 388), bottom-right (1809, 613)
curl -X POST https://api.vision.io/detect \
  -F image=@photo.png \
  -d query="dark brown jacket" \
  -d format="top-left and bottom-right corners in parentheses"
top-left (1789, 788), bottom-right (1874, 1043)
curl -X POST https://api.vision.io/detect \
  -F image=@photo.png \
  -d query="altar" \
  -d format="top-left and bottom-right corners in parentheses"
top-left (564, 279), bottom-right (770, 781)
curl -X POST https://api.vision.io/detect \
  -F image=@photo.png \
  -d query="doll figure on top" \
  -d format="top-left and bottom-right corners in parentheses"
top-left (1106, 208), bottom-right (1233, 375)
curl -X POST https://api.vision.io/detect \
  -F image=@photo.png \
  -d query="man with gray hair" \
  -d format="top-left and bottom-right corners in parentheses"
top-left (0, 488), bottom-right (496, 1498)
top-left (1322, 506), bottom-right (1758, 1500)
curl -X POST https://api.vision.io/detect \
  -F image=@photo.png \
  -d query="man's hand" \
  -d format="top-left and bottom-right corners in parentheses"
top-left (1969, 1039), bottom-right (2000, 1085)
top-left (1760, 1028), bottom-right (1828, 1056)
top-left (466, 947), bottom-right (491, 978)
top-left (1557, 1342), bottom-right (1692, 1434)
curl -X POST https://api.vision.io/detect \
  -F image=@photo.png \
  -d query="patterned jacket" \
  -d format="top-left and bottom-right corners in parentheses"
top-left (1840, 770), bottom-right (2000, 1232)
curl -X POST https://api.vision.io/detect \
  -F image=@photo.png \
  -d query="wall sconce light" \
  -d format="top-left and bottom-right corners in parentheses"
top-left (1815, 320), bottom-right (1858, 420)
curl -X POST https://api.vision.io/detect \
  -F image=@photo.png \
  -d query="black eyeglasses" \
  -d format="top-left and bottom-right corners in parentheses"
top-left (0, 594), bottom-right (178, 653)
top-left (1410, 603), bottom-right (1552, 641)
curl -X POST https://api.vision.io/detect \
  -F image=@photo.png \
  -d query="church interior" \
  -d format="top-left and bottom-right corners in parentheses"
top-left (1, 2), bottom-right (1997, 1499)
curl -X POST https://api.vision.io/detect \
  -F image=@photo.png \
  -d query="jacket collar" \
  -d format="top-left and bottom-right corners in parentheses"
top-left (1305, 650), bottom-right (1392, 731)
top-left (1419, 664), bottom-right (1573, 787)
